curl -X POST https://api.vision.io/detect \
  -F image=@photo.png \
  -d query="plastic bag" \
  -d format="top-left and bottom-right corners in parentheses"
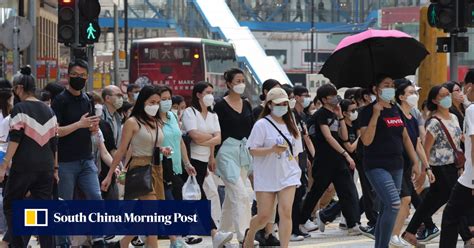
top-left (182, 176), bottom-right (201, 200)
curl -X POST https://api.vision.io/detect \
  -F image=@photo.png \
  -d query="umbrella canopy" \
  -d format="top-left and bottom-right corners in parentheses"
top-left (320, 29), bottom-right (429, 89)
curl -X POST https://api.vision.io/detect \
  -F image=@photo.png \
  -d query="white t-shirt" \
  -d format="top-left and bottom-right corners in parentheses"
top-left (0, 113), bottom-right (9, 152)
top-left (460, 105), bottom-right (474, 189)
top-left (182, 107), bottom-right (221, 162)
top-left (247, 115), bottom-right (303, 192)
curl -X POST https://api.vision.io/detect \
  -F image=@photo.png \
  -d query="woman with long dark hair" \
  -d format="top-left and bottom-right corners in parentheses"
top-left (402, 85), bottom-right (471, 245)
top-left (181, 81), bottom-right (233, 248)
top-left (101, 85), bottom-right (170, 248)
top-left (244, 87), bottom-right (302, 248)
top-left (445, 81), bottom-right (465, 130)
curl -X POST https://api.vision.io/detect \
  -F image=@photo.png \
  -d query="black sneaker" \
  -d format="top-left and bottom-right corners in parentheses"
top-left (254, 229), bottom-right (267, 247)
top-left (358, 225), bottom-right (375, 240)
top-left (339, 223), bottom-right (348, 230)
top-left (184, 236), bottom-right (203, 245)
top-left (416, 223), bottom-right (426, 239)
top-left (293, 229), bottom-right (311, 239)
top-left (416, 226), bottom-right (440, 243)
top-left (265, 233), bottom-right (280, 246)
top-left (104, 235), bottom-right (115, 241)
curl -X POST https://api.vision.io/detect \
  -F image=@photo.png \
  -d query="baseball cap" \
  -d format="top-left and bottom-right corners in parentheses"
top-left (265, 88), bottom-right (289, 104)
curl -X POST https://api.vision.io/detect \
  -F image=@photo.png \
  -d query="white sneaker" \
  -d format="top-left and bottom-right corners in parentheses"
top-left (212, 231), bottom-right (233, 248)
top-left (347, 225), bottom-right (362, 236)
top-left (303, 219), bottom-right (319, 232)
top-left (390, 235), bottom-right (406, 247)
top-left (315, 210), bottom-right (325, 233)
top-left (399, 235), bottom-right (410, 246)
top-left (290, 234), bottom-right (304, 241)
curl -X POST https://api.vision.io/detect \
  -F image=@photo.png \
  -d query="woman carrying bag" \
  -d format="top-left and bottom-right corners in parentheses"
top-left (243, 87), bottom-right (303, 248)
top-left (101, 85), bottom-right (170, 248)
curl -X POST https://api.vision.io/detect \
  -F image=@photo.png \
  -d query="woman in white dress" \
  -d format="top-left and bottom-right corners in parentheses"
top-left (244, 87), bottom-right (303, 248)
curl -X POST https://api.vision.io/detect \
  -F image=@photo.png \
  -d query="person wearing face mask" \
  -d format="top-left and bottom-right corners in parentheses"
top-left (359, 75), bottom-right (419, 248)
top-left (390, 82), bottom-right (434, 247)
top-left (126, 84), bottom-right (141, 106)
top-left (101, 85), bottom-right (171, 248)
top-left (213, 68), bottom-right (259, 246)
top-left (1, 67), bottom-right (58, 248)
top-left (440, 78), bottom-right (474, 247)
top-left (244, 87), bottom-right (303, 248)
top-left (181, 82), bottom-right (234, 248)
top-left (288, 85), bottom-right (316, 240)
top-left (52, 60), bottom-right (106, 246)
top-left (402, 85), bottom-right (471, 245)
top-left (96, 85), bottom-right (124, 201)
top-left (171, 95), bottom-right (186, 124)
top-left (157, 86), bottom-right (198, 248)
top-left (252, 79), bottom-right (281, 120)
top-left (299, 84), bottom-right (361, 237)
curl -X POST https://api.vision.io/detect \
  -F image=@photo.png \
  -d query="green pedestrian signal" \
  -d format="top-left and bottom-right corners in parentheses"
top-left (86, 23), bottom-right (96, 40)
top-left (430, 7), bottom-right (437, 24)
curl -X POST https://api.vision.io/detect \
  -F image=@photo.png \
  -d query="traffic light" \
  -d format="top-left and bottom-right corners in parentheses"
top-left (79, 0), bottom-right (101, 44)
top-left (58, 0), bottom-right (75, 45)
top-left (427, 0), bottom-right (457, 32)
top-left (465, 0), bottom-right (474, 27)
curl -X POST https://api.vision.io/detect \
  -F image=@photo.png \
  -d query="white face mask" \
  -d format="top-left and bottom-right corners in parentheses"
top-left (370, 94), bottom-right (377, 103)
top-left (303, 97), bottom-right (312, 108)
top-left (95, 104), bottom-right (103, 117)
top-left (144, 104), bottom-right (160, 116)
top-left (159, 99), bottom-right (172, 113)
top-left (309, 109), bottom-right (317, 115)
top-left (113, 97), bottom-right (124, 109)
top-left (233, 84), bottom-right (246, 95)
top-left (289, 99), bottom-right (297, 109)
top-left (349, 111), bottom-right (358, 121)
top-left (133, 92), bottom-right (139, 101)
top-left (406, 94), bottom-right (419, 108)
top-left (203, 94), bottom-right (214, 107)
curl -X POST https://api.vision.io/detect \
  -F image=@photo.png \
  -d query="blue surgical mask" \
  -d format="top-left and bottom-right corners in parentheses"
top-left (380, 88), bottom-right (395, 102)
top-left (133, 92), bottom-right (139, 101)
top-left (439, 95), bottom-right (452, 109)
top-left (303, 97), bottom-right (312, 108)
top-left (160, 99), bottom-right (172, 113)
top-left (272, 105), bottom-right (288, 117)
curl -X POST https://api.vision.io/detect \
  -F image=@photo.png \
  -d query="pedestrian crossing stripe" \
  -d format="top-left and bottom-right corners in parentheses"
top-left (24, 209), bottom-right (48, 227)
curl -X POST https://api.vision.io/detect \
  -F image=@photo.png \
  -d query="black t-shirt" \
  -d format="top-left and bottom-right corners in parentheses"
top-left (400, 109), bottom-right (419, 171)
top-left (252, 105), bottom-right (264, 121)
top-left (52, 90), bottom-right (93, 162)
top-left (9, 101), bottom-right (58, 172)
top-left (294, 109), bottom-right (309, 169)
top-left (214, 98), bottom-right (254, 143)
top-left (346, 121), bottom-right (359, 159)
top-left (310, 107), bottom-right (344, 161)
top-left (359, 102), bottom-right (404, 171)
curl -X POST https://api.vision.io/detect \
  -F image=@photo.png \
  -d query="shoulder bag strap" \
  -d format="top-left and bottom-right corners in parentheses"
top-left (264, 117), bottom-right (294, 156)
top-left (432, 116), bottom-right (458, 151)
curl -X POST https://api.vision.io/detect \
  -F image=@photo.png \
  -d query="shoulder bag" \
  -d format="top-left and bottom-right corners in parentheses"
top-left (124, 121), bottom-right (160, 199)
top-left (431, 116), bottom-right (465, 169)
top-left (264, 117), bottom-right (294, 157)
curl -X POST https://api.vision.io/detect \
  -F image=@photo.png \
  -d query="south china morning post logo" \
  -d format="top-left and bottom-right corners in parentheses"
top-left (24, 209), bottom-right (48, 227)
top-left (14, 200), bottom-right (211, 236)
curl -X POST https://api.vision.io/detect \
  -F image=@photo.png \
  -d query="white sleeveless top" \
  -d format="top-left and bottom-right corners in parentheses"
top-left (130, 119), bottom-right (164, 157)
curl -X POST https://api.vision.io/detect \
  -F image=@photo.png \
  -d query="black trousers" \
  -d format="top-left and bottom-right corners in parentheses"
top-left (190, 159), bottom-right (217, 230)
top-left (3, 170), bottom-right (55, 248)
top-left (355, 160), bottom-right (378, 227)
top-left (291, 174), bottom-right (306, 233)
top-left (410, 185), bottom-right (436, 229)
top-left (300, 157), bottom-right (360, 228)
top-left (406, 165), bottom-right (470, 241)
top-left (440, 182), bottom-right (474, 247)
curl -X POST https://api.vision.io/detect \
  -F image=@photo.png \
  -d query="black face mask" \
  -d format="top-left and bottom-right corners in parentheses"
top-left (69, 77), bottom-right (86, 91)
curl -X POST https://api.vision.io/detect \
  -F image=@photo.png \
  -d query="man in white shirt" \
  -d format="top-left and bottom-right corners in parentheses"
top-left (439, 79), bottom-right (474, 247)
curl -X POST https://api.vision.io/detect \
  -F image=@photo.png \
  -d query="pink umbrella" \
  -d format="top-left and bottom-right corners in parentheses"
top-left (320, 29), bottom-right (428, 88)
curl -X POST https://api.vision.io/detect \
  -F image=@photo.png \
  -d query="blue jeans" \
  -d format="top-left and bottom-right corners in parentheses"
top-left (58, 159), bottom-right (102, 201)
top-left (57, 159), bottom-right (103, 245)
top-left (365, 168), bottom-right (403, 248)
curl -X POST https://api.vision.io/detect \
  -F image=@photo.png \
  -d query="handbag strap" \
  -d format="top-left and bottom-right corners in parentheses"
top-left (431, 116), bottom-right (458, 152)
top-left (264, 117), bottom-right (294, 156)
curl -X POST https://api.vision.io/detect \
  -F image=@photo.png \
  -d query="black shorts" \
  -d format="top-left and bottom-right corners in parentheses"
top-left (400, 170), bottom-right (414, 198)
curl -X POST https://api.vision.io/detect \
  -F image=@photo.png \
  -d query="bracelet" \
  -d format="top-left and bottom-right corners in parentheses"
top-left (340, 150), bottom-right (347, 156)
top-left (184, 162), bottom-right (192, 168)
top-left (338, 117), bottom-right (345, 121)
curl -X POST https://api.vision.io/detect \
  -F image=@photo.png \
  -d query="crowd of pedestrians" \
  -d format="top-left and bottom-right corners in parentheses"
top-left (0, 60), bottom-right (473, 248)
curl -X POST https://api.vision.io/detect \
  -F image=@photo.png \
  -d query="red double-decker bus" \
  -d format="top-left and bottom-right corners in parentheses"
top-left (129, 37), bottom-right (238, 102)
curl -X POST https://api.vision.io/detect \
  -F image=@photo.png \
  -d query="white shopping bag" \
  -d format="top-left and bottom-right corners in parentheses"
top-left (182, 176), bottom-right (201, 200)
